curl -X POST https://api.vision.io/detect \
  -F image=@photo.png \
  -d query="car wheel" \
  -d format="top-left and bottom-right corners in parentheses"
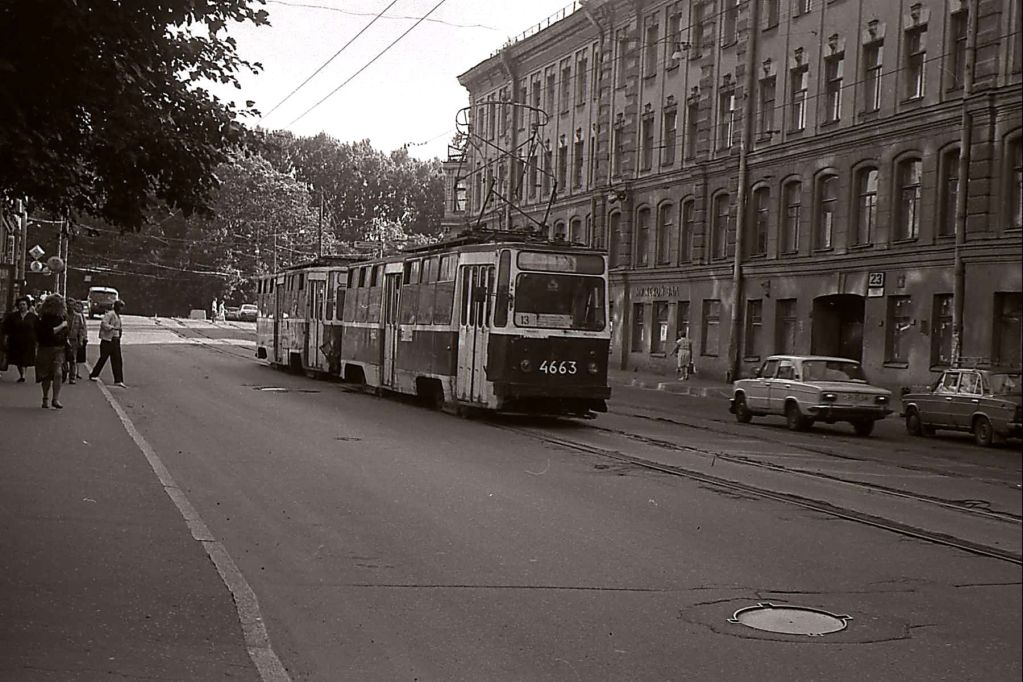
top-left (973, 416), bottom-right (995, 447)
top-left (905, 410), bottom-right (926, 436)
top-left (734, 396), bottom-right (753, 424)
top-left (785, 402), bottom-right (808, 431)
top-left (852, 419), bottom-right (875, 437)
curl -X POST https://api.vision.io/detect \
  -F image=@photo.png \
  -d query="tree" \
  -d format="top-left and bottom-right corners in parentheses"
top-left (0, 0), bottom-right (270, 230)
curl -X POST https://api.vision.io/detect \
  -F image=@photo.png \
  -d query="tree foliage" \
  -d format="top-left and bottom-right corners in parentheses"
top-left (0, 0), bottom-right (269, 230)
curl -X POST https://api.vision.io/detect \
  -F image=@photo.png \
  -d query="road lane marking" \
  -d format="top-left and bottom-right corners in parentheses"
top-left (88, 368), bottom-right (291, 682)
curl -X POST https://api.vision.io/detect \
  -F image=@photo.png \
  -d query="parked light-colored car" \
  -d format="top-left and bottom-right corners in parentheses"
top-left (729, 355), bottom-right (893, 436)
top-left (238, 304), bottom-right (258, 322)
top-left (901, 368), bottom-right (1022, 447)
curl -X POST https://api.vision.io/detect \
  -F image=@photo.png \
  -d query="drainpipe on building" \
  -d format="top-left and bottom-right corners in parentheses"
top-left (726, 0), bottom-right (760, 383)
top-left (951, 0), bottom-right (978, 368)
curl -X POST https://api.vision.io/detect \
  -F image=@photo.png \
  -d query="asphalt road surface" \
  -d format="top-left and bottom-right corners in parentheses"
top-left (89, 317), bottom-right (1022, 681)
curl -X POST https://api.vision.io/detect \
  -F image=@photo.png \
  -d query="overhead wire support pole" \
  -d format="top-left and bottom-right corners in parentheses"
top-left (951, 0), bottom-right (978, 368)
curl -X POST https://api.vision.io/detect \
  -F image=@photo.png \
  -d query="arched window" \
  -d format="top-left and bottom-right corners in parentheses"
top-left (781, 180), bottom-right (801, 253)
top-left (593, 214), bottom-right (607, 250)
top-left (569, 217), bottom-right (583, 243)
top-left (679, 199), bottom-right (695, 263)
top-left (608, 211), bottom-right (621, 267)
top-left (1010, 134), bottom-right (1023, 230)
top-left (939, 149), bottom-right (959, 237)
top-left (656, 202), bottom-right (674, 265)
top-left (553, 220), bottom-right (567, 241)
top-left (815, 174), bottom-right (838, 249)
top-left (712, 193), bottom-right (731, 260)
top-left (750, 187), bottom-right (770, 256)
top-left (894, 157), bottom-right (922, 240)
top-left (635, 207), bottom-right (652, 267)
top-left (854, 167), bottom-right (878, 245)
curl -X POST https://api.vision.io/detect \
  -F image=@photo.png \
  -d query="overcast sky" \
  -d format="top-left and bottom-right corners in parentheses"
top-left (219, 0), bottom-right (577, 161)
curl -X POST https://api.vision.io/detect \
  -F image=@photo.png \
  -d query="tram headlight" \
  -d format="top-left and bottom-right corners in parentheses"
top-left (587, 360), bottom-right (599, 375)
top-left (519, 359), bottom-right (533, 372)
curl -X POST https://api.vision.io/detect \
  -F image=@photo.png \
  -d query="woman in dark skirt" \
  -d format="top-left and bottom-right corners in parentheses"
top-left (1, 296), bottom-right (37, 382)
top-left (35, 294), bottom-right (69, 409)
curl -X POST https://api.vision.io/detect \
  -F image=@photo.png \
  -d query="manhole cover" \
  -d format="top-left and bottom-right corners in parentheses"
top-left (728, 603), bottom-right (851, 636)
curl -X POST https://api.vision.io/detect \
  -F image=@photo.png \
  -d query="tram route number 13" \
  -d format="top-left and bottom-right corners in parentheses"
top-left (539, 360), bottom-right (577, 375)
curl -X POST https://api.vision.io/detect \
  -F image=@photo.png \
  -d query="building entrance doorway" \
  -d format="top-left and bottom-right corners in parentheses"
top-left (811, 294), bottom-right (864, 362)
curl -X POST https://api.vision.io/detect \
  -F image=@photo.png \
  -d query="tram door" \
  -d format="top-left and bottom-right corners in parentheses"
top-left (273, 276), bottom-right (284, 363)
top-left (457, 265), bottom-right (494, 403)
top-left (382, 272), bottom-right (402, 387)
top-left (306, 278), bottom-right (326, 370)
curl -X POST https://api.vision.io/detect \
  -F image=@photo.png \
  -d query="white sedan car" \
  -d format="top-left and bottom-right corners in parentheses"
top-left (729, 355), bottom-right (893, 436)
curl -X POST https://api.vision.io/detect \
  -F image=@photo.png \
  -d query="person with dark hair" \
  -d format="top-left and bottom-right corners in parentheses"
top-left (35, 294), bottom-right (69, 408)
top-left (89, 299), bottom-right (126, 387)
top-left (66, 298), bottom-right (88, 384)
top-left (2, 296), bottom-right (38, 382)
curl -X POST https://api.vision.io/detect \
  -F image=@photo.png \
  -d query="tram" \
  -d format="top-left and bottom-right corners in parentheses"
top-left (255, 234), bottom-right (611, 416)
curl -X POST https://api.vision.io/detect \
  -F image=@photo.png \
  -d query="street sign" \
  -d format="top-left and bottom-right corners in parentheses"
top-left (354, 241), bottom-right (380, 249)
top-left (29, 244), bottom-right (45, 259)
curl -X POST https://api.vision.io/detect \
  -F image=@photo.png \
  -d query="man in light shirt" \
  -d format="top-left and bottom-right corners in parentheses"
top-left (89, 299), bottom-right (127, 387)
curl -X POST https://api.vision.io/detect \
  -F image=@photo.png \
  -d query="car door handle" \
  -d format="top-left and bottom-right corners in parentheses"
top-left (971, 399), bottom-right (979, 403)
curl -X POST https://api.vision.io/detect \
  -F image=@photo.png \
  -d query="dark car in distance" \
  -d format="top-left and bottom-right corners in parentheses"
top-left (901, 368), bottom-right (1022, 446)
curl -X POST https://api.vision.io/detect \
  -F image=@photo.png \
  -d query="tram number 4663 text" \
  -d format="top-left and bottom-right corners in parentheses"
top-left (539, 360), bottom-right (577, 375)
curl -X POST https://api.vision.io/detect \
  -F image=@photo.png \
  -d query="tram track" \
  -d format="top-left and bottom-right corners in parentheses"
top-left (491, 421), bottom-right (1022, 566)
top-left (159, 318), bottom-right (1021, 565)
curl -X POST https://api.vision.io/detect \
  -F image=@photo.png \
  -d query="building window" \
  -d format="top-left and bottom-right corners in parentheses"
top-left (680, 199), bottom-right (695, 262)
top-left (546, 68), bottom-right (556, 114)
top-left (931, 294), bottom-right (953, 367)
top-left (611, 124), bottom-right (623, 176)
top-left (782, 180), bottom-right (801, 253)
top-left (573, 138), bottom-right (585, 188)
top-left (553, 220), bottom-right (567, 241)
top-left (608, 211), bottom-right (621, 267)
top-left (758, 76), bottom-right (776, 138)
top-left (1009, 136), bottom-right (1022, 229)
top-left (652, 301), bottom-right (670, 353)
top-left (591, 44), bottom-right (600, 101)
top-left (751, 187), bottom-right (770, 256)
top-left (854, 168), bottom-right (878, 245)
top-left (615, 29), bottom-right (628, 88)
top-left (775, 299), bottom-right (797, 354)
top-left (885, 295), bottom-right (913, 363)
top-left (722, 0), bottom-right (739, 46)
top-left (940, 149), bottom-right (960, 237)
top-left (542, 144), bottom-right (553, 196)
top-left (863, 41), bottom-right (883, 111)
top-left (763, 0), bottom-right (780, 28)
top-left (636, 207), bottom-right (651, 267)
top-left (905, 26), bottom-right (927, 99)
top-left (576, 52), bottom-right (588, 104)
top-left (815, 174), bottom-right (837, 250)
top-left (692, 2), bottom-right (706, 54)
top-left (593, 214), bottom-right (606, 250)
top-left (667, 13), bottom-right (683, 68)
top-left (795, 0), bottom-right (812, 15)
top-left (713, 193), bottom-right (731, 260)
top-left (744, 299), bottom-right (763, 359)
top-left (676, 301), bottom-right (691, 339)
top-left (685, 99), bottom-right (699, 158)
top-left (557, 141), bottom-right (568, 190)
top-left (631, 302), bottom-right (647, 352)
top-left (487, 97), bottom-right (496, 139)
top-left (560, 60), bottom-right (571, 113)
top-left (790, 66), bottom-right (808, 130)
top-left (948, 10), bottom-right (968, 90)
top-left (994, 292), bottom-right (1022, 367)
top-left (527, 151), bottom-right (538, 199)
top-left (641, 114), bottom-right (655, 170)
top-left (895, 158), bottom-right (922, 240)
top-left (701, 299), bottom-right (721, 356)
top-left (718, 90), bottom-right (735, 149)
top-left (662, 108), bottom-right (678, 166)
top-left (656, 202), bottom-right (674, 265)
top-left (824, 54), bottom-right (843, 122)
top-left (530, 77), bottom-right (542, 126)
top-left (645, 18), bottom-right (659, 76)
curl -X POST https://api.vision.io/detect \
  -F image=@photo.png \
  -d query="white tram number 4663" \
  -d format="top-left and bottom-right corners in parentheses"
top-left (538, 360), bottom-right (578, 375)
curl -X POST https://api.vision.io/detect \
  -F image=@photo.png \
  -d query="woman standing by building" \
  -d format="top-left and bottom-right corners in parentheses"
top-left (2, 296), bottom-right (38, 382)
top-left (35, 294), bottom-right (69, 408)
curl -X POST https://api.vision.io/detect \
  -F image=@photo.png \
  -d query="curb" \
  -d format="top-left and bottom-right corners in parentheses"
top-left (617, 377), bottom-right (731, 399)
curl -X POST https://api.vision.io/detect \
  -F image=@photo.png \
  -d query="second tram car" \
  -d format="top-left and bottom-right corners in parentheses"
top-left (256, 236), bottom-right (611, 416)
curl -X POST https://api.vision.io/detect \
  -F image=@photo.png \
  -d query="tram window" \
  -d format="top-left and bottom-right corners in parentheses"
top-left (513, 273), bottom-right (606, 331)
top-left (418, 283), bottom-right (434, 325)
top-left (358, 267), bottom-right (367, 288)
top-left (480, 267), bottom-right (494, 327)
top-left (423, 257), bottom-right (435, 283)
top-left (440, 255), bottom-right (456, 281)
top-left (298, 274), bottom-right (304, 290)
top-left (494, 251), bottom-right (511, 327)
top-left (434, 279), bottom-right (455, 325)
top-left (410, 260), bottom-right (421, 284)
top-left (460, 268), bottom-right (471, 326)
top-left (371, 265), bottom-right (382, 287)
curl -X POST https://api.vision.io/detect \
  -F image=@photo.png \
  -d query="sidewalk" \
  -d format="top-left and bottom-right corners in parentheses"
top-left (607, 366), bottom-right (732, 399)
top-left (0, 374), bottom-right (257, 681)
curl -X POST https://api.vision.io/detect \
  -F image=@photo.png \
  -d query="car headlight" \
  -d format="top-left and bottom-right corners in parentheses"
top-left (822, 393), bottom-right (837, 402)
top-left (519, 359), bottom-right (533, 372)
top-left (587, 361), bottom-right (599, 374)
top-left (875, 395), bottom-right (889, 404)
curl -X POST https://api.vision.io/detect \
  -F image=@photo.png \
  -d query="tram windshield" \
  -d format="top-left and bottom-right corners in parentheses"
top-left (513, 274), bottom-right (606, 331)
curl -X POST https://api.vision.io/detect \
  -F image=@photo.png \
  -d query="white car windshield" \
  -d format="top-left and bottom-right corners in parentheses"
top-left (801, 360), bottom-right (867, 382)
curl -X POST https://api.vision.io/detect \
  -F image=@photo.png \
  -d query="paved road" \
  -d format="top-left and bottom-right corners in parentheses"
top-left (79, 317), bottom-right (1019, 680)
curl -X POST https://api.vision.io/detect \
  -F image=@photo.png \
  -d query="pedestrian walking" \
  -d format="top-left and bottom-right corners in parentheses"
top-left (217, 299), bottom-right (225, 321)
top-left (211, 297), bottom-right (218, 322)
top-left (89, 299), bottom-right (127, 387)
top-left (1, 296), bottom-right (38, 382)
top-left (671, 330), bottom-right (694, 381)
top-left (35, 294), bottom-right (69, 409)
top-left (66, 298), bottom-right (88, 384)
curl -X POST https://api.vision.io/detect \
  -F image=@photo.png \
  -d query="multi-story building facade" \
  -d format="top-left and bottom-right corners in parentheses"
top-left (449, 0), bottom-right (1022, 390)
